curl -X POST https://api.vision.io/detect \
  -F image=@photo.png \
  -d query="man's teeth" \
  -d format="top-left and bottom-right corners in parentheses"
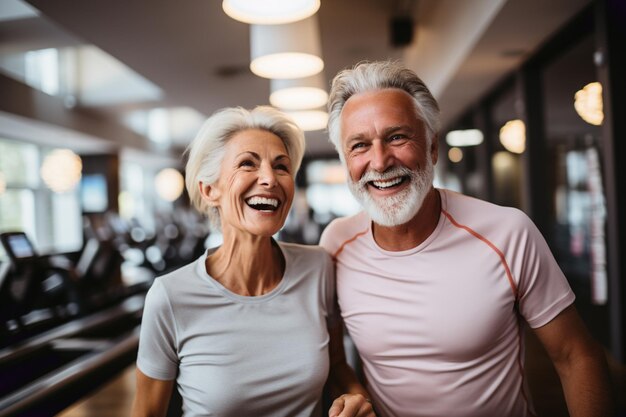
top-left (246, 196), bottom-right (279, 210)
top-left (371, 177), bottom-right (403, 189)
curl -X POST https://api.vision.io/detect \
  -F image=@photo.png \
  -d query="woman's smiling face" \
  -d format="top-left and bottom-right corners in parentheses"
top-left (202, 128), bottom-right (295, 237)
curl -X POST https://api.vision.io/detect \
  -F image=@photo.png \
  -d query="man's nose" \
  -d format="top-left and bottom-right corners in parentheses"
top-left (258, 162), bottom-right (277, 187)
top-left (370, 141), bottom-right (392, 172)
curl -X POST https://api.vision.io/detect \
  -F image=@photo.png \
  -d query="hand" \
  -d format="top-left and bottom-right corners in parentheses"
top-left (328, 393), bottom-right (376, 417)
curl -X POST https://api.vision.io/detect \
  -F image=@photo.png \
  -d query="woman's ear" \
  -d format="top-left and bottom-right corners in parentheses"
top-left (199, 181), bottom-right (220, 207)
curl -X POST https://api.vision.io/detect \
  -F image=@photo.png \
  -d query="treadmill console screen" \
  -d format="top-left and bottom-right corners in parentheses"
top-left (7, 234), bottom-right (34, 258)
top-left (0, 232), bottom-right (36, 262)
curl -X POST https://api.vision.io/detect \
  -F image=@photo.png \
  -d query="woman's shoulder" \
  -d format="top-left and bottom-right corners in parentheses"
top-left (147, 258), bottom-right (203, 299)
top-left (278, 241), bottom-right (331, 261)
top-left (158, 259), bottom-right (200, 283)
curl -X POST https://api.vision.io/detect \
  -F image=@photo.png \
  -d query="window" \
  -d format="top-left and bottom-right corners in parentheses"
top-left (0, 138), bottom-right (82, 254)
top-left (542, 34), bottom-right (608, 307)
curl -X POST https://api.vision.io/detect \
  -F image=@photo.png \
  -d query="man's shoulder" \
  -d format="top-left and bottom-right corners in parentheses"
top-left (443, 189), bottom-right (527, 219)
top-left (441, 189), bottom-right (534, 235)
top-left (319, 211), bottom-right (369, 255)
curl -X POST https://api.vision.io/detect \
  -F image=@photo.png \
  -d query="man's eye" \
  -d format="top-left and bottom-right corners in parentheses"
top-left (351, 142), bottom-right (366, 151)
top-left (389, 134), bottom-right (406, 141)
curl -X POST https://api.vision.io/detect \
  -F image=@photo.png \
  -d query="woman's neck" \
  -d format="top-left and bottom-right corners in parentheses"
top-left (206, 229), bottom-right (284, 296)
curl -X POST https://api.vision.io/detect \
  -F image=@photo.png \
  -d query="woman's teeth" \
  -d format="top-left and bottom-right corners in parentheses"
top-left (246, 196), bottom-right (279, 211)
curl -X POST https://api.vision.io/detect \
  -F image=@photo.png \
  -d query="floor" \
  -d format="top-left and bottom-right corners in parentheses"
top-left (55, 336), bottom-right (625, 417)
top-left (57, 366), bottom-right (136, 417)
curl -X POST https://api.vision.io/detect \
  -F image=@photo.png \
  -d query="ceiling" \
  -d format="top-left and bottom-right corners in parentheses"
top-left (0, 0), bottom-right (591, 162)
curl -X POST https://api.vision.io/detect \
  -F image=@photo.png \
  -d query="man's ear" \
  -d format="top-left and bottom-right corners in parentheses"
top-left (431, 134), bottom-right (439, 165)
top-left (198, 181), bottom-right (220, 207)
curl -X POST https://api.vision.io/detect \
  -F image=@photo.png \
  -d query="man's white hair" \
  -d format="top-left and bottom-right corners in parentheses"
top-left (327, 60), bottom-right (441, 157)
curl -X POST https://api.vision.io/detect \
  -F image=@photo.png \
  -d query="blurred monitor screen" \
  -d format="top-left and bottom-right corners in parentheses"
top-left (81, 174), bottom-right (109, 213)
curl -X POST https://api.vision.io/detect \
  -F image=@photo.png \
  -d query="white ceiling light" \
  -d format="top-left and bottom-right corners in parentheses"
top-left (270, 73), bottom-right (328, 110)
top-left (446, 129), bottom-right (484, 147)
top-left (499, 119), bottom-right (526, 154)
top-left (250, 15), bottom-right (324, 79)
top-left (40, 149), bottom-right (82, 193)
top-left (286, 109), bottom-right (328, 131)
top-left (574, 82), bottom-right (603, 126)
top-left (222, 0), bottom-right (320, 24)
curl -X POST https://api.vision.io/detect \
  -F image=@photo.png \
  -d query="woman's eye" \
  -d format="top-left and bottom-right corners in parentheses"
top-left (239, 160), bottom-right (255, 168)
top-left (275, 164), bottom-right (290, 172)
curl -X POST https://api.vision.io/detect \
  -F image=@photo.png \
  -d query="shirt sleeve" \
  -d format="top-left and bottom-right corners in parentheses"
top-left (318, 249), bottom-right (338, 326)
top-left (514, 211), bottom-right (576, 328)
top-left (319, 219), bottom-right (339, 256)
top-left (136, 278), bottom-right (179, 380)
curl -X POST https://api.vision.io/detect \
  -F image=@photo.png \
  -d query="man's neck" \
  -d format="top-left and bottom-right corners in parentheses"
top-left (371, 187), bottom-right (441, 251)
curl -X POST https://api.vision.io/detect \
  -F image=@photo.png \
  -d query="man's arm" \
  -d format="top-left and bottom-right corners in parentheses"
top-left (533, 304), bottom-right (614, 417)
top-left (327, 319), bottom-right (376, 417)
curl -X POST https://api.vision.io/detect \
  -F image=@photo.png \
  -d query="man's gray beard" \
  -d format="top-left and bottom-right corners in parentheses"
top-left (347, 159), bottom-right (434, 227)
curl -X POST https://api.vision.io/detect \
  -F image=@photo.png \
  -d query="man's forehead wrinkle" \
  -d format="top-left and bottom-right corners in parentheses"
top-left (345, 124), bottom-right (416, 143)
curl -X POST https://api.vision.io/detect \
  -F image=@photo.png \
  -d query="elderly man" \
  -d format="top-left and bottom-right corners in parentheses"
top-left (319, 61), bottom-right (613, 417)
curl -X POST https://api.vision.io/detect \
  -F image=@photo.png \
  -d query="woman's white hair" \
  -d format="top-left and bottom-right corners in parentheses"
top-left (185, 105), bottom-right (305, 230)
top-left (327, 61), bottom-right (441, 157)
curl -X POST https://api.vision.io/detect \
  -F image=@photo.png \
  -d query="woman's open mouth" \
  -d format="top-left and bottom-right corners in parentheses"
top-left (245, 196), bottom-right (280, 212)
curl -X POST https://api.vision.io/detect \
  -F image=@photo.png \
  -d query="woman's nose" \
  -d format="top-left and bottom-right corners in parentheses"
top-left (258, 162), bottom-right (277, 187)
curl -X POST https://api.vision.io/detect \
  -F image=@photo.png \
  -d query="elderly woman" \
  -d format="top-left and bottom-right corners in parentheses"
top-left (132, 106), bottom-right (373, 417)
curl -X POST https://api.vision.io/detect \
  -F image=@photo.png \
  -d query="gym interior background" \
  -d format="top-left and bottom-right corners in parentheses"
top-left (0, 0), bottom-right (624, 415)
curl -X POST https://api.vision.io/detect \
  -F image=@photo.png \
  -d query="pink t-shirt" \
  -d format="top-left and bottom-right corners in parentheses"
top-left (320, 189), bottom-right (575, 417)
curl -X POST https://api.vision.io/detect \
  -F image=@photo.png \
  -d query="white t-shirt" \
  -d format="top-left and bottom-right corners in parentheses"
top-left (320, 189), bottom-right (575, 417)
top-left (137, 242), bottom-right (335, 417)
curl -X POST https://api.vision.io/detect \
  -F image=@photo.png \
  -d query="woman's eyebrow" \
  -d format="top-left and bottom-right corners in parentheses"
top-left (235, 151), bottom-right (261, 159)
top-left (274, 154), bottom-right (290, 162)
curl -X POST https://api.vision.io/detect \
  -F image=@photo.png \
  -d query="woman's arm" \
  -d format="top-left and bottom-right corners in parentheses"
top-left (327, 319), bottom-right (376, 417)
top-left (131, 368), bottom-right (175, 417)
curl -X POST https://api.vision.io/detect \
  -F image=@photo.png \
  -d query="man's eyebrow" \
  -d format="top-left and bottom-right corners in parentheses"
top-left (381, 125), bottom-right (414, 136)
top-left (345, 133), bottom-right (367, 144)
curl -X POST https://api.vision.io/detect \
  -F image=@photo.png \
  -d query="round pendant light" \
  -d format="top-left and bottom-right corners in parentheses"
top-left (155, 168), bottom-right (185, 202)
top-left (223, 0), bottom-right (320, 25)
top-left (499, 119), bottom-right (526, 154)
top-left (40, 149), bottom-right (83, 193)
top-left (270, 73), bottom-right (328, 110)
top-left (286, 109), bottom-right (328, 131)
top-left (250, 16), bottom-right (324, 79)
top-left (574, 82), bottom-right (603, 126)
